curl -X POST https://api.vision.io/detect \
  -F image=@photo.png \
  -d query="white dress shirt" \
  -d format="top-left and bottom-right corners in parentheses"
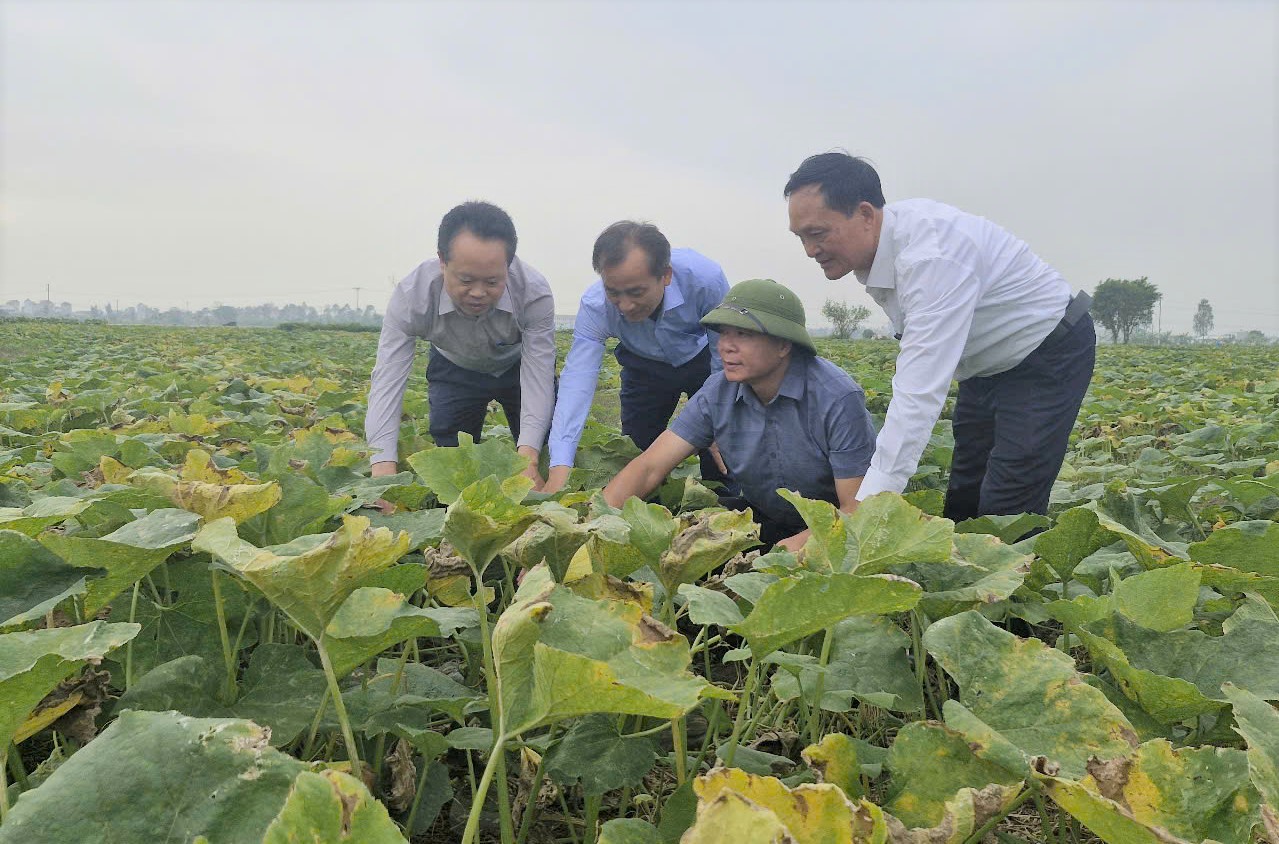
top-left (855, 199), bottom-right (1072, 500)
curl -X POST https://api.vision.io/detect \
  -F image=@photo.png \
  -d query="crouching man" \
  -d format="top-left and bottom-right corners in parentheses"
top-left (602, 279), bottom-right (876, 551)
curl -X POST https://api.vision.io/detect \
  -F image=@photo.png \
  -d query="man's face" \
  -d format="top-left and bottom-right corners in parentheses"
top-left (717, 325), bottom-right (789, 385)
top-left (601, 246), bottom-right (672, 322)
top-left (787, 185), bottom-right (880, 280)
top-left (440, 230), bottom-right (510, 316)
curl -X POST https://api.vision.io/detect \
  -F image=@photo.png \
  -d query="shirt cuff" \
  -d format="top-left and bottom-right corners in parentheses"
top-left (854, 466), bottom-right (906, 500)
top-left (548, 440), bottom-right (578, 468)
top-left (370, 446), bottom-right (398, 466)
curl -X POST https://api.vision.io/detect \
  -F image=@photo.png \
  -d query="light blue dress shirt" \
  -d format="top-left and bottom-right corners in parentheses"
top-left (669, 354), bottom-right (876, 531)
top-left (548, 248), bottom-right (730, 468)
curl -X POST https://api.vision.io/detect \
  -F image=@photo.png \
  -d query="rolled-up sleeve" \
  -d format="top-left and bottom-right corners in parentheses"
top-left (826, 388), bottom-right (877, 479)
top-left (515, 279), bottom-right (557, 451)
top-left (547, 297), bottom-right (610, 467)
top-left (365, 286), bottom-right (419, 464)
top-left (857, 257), bottom-right (980, 499)
top-left (668, 388), bottom-right (716, 450)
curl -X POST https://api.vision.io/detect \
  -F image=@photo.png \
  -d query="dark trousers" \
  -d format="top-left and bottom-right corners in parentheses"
top-left (426, 348), bottom-right (522, 447)
top-left (616, 344), bottom-right (731, 489)
top-left (942, 313), bottom-right (1096, 522)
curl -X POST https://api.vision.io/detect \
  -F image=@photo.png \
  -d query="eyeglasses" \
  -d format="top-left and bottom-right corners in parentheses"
top-left (717, 304), bottom-right (767, 333)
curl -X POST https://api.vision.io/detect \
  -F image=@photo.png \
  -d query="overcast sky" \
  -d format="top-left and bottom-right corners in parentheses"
top-left (2, 0), bottom-right (1276, 335)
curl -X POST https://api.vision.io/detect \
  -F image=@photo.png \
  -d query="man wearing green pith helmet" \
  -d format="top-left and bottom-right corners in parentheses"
top-left (602, 279), bottom-right (877, 551)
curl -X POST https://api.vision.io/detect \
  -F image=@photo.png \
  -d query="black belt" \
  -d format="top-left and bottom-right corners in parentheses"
top-left (1041, 291), bottom-right (1092, 346)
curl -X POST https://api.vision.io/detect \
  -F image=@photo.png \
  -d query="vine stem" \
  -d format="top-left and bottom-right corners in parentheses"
top-left (961, 783), bottom-right (1038, 844)
top-left (672, 718), bottom-right (687, 786)
top-left (722, 655), bottom-right (758, 767)
top-left (462, 582), bottom-right (514, 844)
top-left (808, 625), bottom-right (835, 746)
top-left (210, 570), bottom-right (238, 704)
top-left (125, 579), bottom-right (141, 689)
top-left (316, 638), bottom-right (361, 771)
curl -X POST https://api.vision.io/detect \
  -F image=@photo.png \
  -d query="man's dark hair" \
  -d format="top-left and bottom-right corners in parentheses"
top-left (437, 201), bottom-right (518, 265)
top-left (783, 152), bottom-right (886, 214)
top-left (591, 221), bottom-right (672, 278)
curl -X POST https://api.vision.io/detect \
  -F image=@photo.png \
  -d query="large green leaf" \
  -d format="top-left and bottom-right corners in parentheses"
top-left (240, 472), bottom-right (351, 546)
top-left (1044, 740), bottom-right (1259, 844)
top-left (492, 585), bottom-right (723, 737)
top-left (884, 721), bottom-right (1023, 829)
top-left (0, 621), bottom-right (139, 754)
top-left (1034, 507), bottom-right (1115, 580)
top-left (897, 533), bottom-right (1030, 618)
top-left (545, 714), bottom-right (659, 795)
top-left (770, 615), bottom-right (922, 714)
top-left (127, 466), bottom-right (282, 523)
top-left (1189, 520), bottom-right (1279, 576)
top-left (505, 502), bottom-right (608, 583)
top-left (261, 769), bottom-right (406, 842)
top-left (0, 710), bottom-right (396, 843)
top-left (923, 611), bottom-right (1137, 778)
top-left (730, 572), bottom-right (922, 658)
top-left (193, 514), bottom-right (410, 639)
top-left (0, 496), bottom-right (91, 536)
top-left (954, 513), bottom-right (1051, 545)
top-left (40, 507), bottom-right (200, 614)
top-left (688, 767), bottom-right (888, 844)
top-left (841, 492), bottom-right (953, 574)
top-left (406, 433), bottom-right (529, 504)
top-left (0, 530), bottom-right (95, 627)
top-left (115, 645), bottom-right (328, 746)
top-left (442, 475), bottom-right (537, 571)
top-left (657, 509), bottom-right (760, 596)
top-left (778, 489), bottom-right (846, 572)
top-left (1047, 564), bottom-right (1201, 635)
top-left (1222, 683), bottom-right (1279, 839)
top-left (323, 587), bottom-right (476, 677)
top-left (583, 498), bottom-right (676, 579)
top-left (1092, 608), bottom-right (1279, 702)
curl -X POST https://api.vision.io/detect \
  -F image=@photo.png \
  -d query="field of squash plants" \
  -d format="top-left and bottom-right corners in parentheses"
top-left (1, 319), bottom-right (1278, 844)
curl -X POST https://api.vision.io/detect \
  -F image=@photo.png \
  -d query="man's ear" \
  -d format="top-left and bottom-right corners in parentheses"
top-left (777, 338), bottom-right (793, 358)
top-left (660, 266), bottom-right (674, 288)
top-left (437, 250), bottom-right (447, 266)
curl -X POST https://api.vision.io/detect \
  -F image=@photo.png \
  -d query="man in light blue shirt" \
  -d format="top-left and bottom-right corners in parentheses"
top-left (542, 221), bottom-right (730, 493)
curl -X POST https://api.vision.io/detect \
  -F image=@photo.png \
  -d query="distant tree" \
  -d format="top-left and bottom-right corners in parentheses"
top-left (1091, 277), bottom-right (1161, 344)
top-left (1193, 299), bottom-right (1214, 339)
top-left (821, 300), bottom-right (872, 339)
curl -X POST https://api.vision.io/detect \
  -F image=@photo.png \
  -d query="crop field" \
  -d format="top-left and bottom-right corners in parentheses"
top-left (1, 319), bottom-right (1278, 844)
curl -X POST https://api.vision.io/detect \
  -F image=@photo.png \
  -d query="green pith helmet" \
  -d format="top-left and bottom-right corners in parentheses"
top-left (700, 278), bottom-right (816, 354)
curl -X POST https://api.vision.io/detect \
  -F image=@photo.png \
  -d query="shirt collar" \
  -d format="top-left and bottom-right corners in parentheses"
top-left (663, 273), bottom-right (687, 310)
top-left (856, 206), bottom-right (897, 290)
top-left (436, 278), bottom-right (516, 317)
top-left (732, 355), bottom-right (808, 405)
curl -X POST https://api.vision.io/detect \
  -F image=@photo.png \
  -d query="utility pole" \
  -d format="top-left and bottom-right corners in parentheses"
top-left (1158, 298), bottom-right (1162, 343)
top-left (354, 287), bottom-right (363, 310)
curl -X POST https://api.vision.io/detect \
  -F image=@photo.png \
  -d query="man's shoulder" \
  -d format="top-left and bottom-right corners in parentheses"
top-left (392, 260), bottom-right (444, 313)
top-left (509, 256), bottom-right (553, 299)
top-left (807, 355), bottom-right (865, 398)
top-left (671, 248), bottom-right (727, 286)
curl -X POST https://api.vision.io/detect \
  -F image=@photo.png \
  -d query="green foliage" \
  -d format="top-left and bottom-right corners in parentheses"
top-left (2, 322), bottom-right (1278, 842)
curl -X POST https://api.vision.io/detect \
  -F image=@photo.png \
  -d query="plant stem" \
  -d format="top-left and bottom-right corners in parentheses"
top-left (495, 750), bottom-right (515, 844)
top-left (961, 784), bottom-right (1037, 844)
top-left (210, 570), bottom-right (238, 704)
top-left (722, 655), bottom-right (758, 767)
top-left (461, 734), bottom-right (508, 844)
top-left (316, 638), bottom-right (361, 770)
top-left (0, 747), bottom-right (8, 821)
top-left (671, 718), bottom-right (687, 786)
top-left (404, 756), bottom-right (435, 836)
top-left (125, 578), bottom-right (141, 688)
top-left (515, 727), bottom-right (557, 844)
top-left (583, 793), bottom-right (602, 843)
top-left (911, 610), bottom-right (940, 720)
top-left (301, 686), bottom-right (331, 760)
top-left (808, 625), bottom-right (835, 746)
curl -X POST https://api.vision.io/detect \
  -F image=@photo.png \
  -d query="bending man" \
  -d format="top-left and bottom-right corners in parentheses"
top-left (365, 201), bottom-right (555, 487)
top-left (603, 279), bottom-right (876, 551)
top-left (543, 221), bottom-right (730, 493)
top-left (786, 153), bottom-right (1096, 521)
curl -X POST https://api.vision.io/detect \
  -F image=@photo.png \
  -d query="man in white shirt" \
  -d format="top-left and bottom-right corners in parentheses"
top-left (785, 153), bottom-right (1095, 521)
top-left (365, 201), bottom-right (555, 488)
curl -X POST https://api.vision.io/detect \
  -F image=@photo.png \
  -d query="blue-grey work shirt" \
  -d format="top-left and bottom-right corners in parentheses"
top-left (669, 354), bottom-right (876, 530)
